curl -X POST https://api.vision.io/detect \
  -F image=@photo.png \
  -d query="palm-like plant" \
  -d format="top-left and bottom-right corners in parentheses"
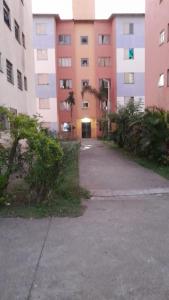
top-left (65, 91), bottom-right (75, 119)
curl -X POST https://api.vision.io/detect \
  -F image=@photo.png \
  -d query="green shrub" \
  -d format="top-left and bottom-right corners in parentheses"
top-left (109, 101), bottom-right (169, 165)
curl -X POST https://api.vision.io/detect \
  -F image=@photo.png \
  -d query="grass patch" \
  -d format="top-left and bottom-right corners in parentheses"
top-left (0, 141), bottom-right (90, 218)
top-left (105, 140), bottom-right (169, 180)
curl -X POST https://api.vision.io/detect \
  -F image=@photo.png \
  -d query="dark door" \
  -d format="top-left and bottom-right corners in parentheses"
top-left (82, 122), bottom-right (91, 138)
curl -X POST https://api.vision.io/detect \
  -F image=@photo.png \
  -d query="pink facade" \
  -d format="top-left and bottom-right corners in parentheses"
top-left (145, 0), bottom-right (169, 110)
top-left (94, 21), bottom-right (116, 111)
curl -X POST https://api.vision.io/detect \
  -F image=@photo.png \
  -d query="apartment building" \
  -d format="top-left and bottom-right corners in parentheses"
top-left (145, 0), bottom-right (169, 110)
top-left (33, 15), bottom-right (58, 132)
top-left (0, 0), bottom-right (36, 115)
top-left (116, 15), bottom-right (145, 109)
top-left (33, 0), bottom-right (145, 138)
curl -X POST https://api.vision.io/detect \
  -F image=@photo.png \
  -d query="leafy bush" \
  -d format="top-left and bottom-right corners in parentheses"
top-left (0, 107), bottom-right (63, 202)
top-left (109, 101), bottom-right (169, 165)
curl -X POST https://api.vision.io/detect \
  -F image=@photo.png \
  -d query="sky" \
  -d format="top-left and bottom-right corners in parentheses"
top-left (32, 0), bottom-right (145, 18)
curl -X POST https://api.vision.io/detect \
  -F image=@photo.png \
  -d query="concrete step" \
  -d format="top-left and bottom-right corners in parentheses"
top-left (90, 188), bottom-right (169, 198)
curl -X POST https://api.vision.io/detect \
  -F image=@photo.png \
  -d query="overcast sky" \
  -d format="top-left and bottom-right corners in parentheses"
top-left (32, 0), bottom-right (145, 18)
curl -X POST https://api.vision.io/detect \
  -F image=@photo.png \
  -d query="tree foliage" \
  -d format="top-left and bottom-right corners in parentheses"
top-left (0, 107), bottom-right (63, 202)
top-left (109, 100), bottom-right (169, 165)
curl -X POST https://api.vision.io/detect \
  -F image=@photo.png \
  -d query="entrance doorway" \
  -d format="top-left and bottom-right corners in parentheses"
top-left (82, 122), bottom-right (91, 138)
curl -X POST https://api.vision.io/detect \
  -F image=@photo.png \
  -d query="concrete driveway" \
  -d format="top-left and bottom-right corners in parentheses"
top-left (1, 139), bottom-right (169, 300)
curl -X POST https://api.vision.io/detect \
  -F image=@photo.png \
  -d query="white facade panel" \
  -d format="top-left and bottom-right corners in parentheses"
top-left (34, 49), bottom-right (56, 73)
top-left (37, 97), bottom-right (58, 124)
top-left (116, 48), bottom-right (145, 73)
top-left (0, 0), bottom-right (36, 115)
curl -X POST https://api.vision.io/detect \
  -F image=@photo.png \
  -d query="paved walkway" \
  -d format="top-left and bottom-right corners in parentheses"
top-left (1, 139), bottom-right (169, 300)
top-left (80, 139), bottom-right (169, 196)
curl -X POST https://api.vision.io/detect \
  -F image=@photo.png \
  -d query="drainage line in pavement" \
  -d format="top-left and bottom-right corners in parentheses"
top-left (27, 217), bottom-right (52, 300)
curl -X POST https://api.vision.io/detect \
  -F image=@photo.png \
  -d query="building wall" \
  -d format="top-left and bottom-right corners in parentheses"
top-left (56, 20), bottom-right (75, 134)
top-left (94, 20), bottom-right (114, 109)
top-left (33, 16), bottom-right (58, 132)
top-left (0, 0), bottom-right (36, 115)
top-left (72, 0), bottom-right (95, 20)
top-left (74, 21), bottom-right (98, 138)
top-left (145, 0), bottom-right (169, 110)
top-left (116, 15), bottom-right (145, 108)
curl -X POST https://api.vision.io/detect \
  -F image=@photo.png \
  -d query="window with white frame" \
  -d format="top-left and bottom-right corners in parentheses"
top-left (61, 122), bottom-right (71, 132)
top-left (37, 49), bottom-right (48, 60)
top-left (14, 20), bottom-right (20, 43)
top-left (98, 34), bottom-right (110, 45)
top-left (124, 48), bottom-right (134, 60)
top-left (37, 74), bottom-right (49, 85)
top-left (98, 57), bottom-right (111, 67)
top-left (6, 59), bottom-right (14, 84)
top-left (81, 80), bottom-right (89, 88)
top-left (58, 58), bottom-right (71, 67)
top-left (80, 36), bottom-right (88, 44)
top-left (99, 78), bottom-right (111, 88)
top-left (24, 76), bottom-right (27, 91)
top-left (81, 101), bottom-right (89, 109)
top-left (159, 30), bottom-right (165, 44)
top-left (58, 35), bottom-right (71, 45)
top-left (0, 53), bottom-right (3, 72)
top-left (60, 101), bottom-right (70, 111)
top-left (36, 23), bottom-right (47, 35)
top-left (158, 73), bottom-right (164, 87)
top-left (22, 33), bottom-right (26, 48)
top-left (167, 69), bottom-right (169, 86)
top-left (123, 23), bottom-right (134, 35)
top-left (17, 70), bottom-right (23, 90)
top-left (3, 1), bottom-right (11, 29)
top-left (81, 58), bottom-right (89, 67)
top-left (124, 73), bottom-right (134, 84)
top-left (60, 79), bottom-right (72, 89)
top-left (39, 98), bottom-right (50, 109)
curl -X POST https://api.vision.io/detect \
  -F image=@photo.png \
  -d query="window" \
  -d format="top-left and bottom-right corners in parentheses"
top-left (24, 76), bottom-right (27, 90)
top-left (14, 20), bottom-right (20, 43)
top-left (81, 80), bottom-right (89, 88)
top-left (82, 101), bottom-right (89, 109)
top-left (58, 35), bottom-right (71, 45)
top-left (39, 98), bottom-right (50, 109)
top-left (6, 60), bottom-right (14, 84)
top-left (158, 73), bottom-right (164, 87)
top-left (81, 58), bottom-right (89, 67)
top-left (3, 1), bottom-right (11, 29)
top-left (60, 101), bottom-right (70, 111)
top-left (17, 70), bottom-right (23, 90)
top-left (22, 33), bottom-right (26, 48)
top-left (0, 53), bottom-right (3, 72)
top-left (36, 23), bottom-right (47, 35)
top-left (58, 58), bottom-right (71, 67)
top-left (123, 23), bottom-right (134, 35)
top-left (99, 78), bottom-right (111, 88)
top-left (167, 70), bottom-right (169, 86)
top-left (37, 49), bottom-right (48, 60)
top-left (124, 48), bottom-right (134, 60)
top-left (41, 122), bottom-right (50, 129)
top-left (80, 36), bottom-right (88, 44)
top-left (124, 96), bottom-right (134, 105)
top-left (60, 79), bottom-right (72, 89)
top-left (124, 73), bottom-right (134, 84)
top-left (159, 30), bottom-right (165, 44)
top-left (98, 57), bottom-right (111, 67)
top-left (61, 122), bottom-right (71, 132)
top-left (37, 74), bottom-right (49, 85)
top-left (98, 34), bottom-right (110, 45)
